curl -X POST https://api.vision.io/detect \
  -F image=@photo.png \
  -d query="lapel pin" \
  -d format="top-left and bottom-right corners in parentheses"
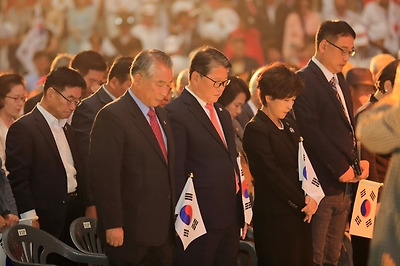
top-left (218, 107), bottom-right (222, 111)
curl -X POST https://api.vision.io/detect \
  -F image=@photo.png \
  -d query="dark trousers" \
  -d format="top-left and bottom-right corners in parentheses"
top-left (174, 222), bottom-right (240, 266)
top-left (105, 228), bottom-right (175, 266)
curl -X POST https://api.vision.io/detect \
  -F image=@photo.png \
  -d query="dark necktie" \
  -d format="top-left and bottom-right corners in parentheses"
top-left (329, 77), bottom-right (356, 148)
top-left (148, 108), bottom-right (168, 162)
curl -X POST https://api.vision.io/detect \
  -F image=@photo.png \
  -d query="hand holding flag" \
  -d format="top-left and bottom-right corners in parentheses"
top-left (298, 137), bottom-right (325, 205)
top-left (237, 154), bottom-right (253, 225)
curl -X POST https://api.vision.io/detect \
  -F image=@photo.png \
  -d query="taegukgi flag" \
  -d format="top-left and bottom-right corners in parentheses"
top-left (237, 155), bottom-right (253, 224)
top-left (298, 137), bottom-right (325, 205)
top-left (175, 173), bottom-right (206, 250)
top-left (350, 179), bottom-right (382, 239)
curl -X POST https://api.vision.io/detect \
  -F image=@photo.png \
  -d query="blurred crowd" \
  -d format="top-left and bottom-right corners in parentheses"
top-left (0, 0), bottom-right (399, 90)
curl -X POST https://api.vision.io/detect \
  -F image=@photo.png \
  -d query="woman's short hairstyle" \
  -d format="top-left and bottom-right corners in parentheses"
top-left (257, 62), bottom-right (304, 106)
top-left (218, 76), bottom-right (250, 107)
top-left (0, 73), bottom-right (25, 109)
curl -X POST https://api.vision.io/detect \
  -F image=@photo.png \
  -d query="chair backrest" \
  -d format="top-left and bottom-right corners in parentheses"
top-left (69, 217), bottom-right (104, 254)
top-left (238, 240), bottom-right (257, 266)
top-left (2, 224), bottom-right (108, 266)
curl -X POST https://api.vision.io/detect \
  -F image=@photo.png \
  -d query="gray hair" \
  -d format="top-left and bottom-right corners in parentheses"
top-left (130, 49), bottom-right (173, 79)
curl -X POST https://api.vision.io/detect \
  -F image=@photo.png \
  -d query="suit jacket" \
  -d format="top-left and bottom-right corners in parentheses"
top-left (89, 92), bottom-right (176, 246)
top-left (165, 89), bottom-right (243, 230)
top-left (71, 85), bottom-right (113, 206)
top-left (236, 101), bottom-right (255, 129)
top-left (293, 60), bottom-right (356, 195)
top-left (243, 110), bottom-right (306, 217)
top-left (6, 107), bottom-right (83, 237)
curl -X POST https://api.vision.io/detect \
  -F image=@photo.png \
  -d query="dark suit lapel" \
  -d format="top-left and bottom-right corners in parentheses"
top-left (122, 93), bottom-right (168, 164)
top-left (32, 108), bottom-right (64, 161)
top-left (309, 61), bottom-right (353, 129)
top-left (181, 90), bottom-right (228, 150)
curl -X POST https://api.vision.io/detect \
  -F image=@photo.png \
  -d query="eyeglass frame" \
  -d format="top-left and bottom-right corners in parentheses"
top-left (200, 73), bottom-right (231, 88)
top-left (5, 95), bottom-right (28, 103)
top-left (52, 87), bottom-right (82, 107)
top-left (326, 40), bottom-right (355, 57)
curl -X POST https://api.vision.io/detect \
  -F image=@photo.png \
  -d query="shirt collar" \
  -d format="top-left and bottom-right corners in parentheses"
top-left (312, 57), bottom-right (337, 83)
top-left (127, 89), bottom-right (150, 118)
top-left (102, 84), bottom-right (116, 100)
top-left (37, 103), bottom-right (67, 128)
top-left (185, 86), bottom-right (207, 108)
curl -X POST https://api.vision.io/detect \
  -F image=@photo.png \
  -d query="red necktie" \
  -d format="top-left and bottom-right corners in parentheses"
top-left (205, 103), bottom-right (239, 193)
top-left (205, 103), bottom-right (226, 144)
top-left (148, 108), bottom-right (168, 162)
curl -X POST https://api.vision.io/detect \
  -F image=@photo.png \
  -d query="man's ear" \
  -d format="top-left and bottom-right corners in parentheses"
top-left (132, 73), bottom-right (142, 87)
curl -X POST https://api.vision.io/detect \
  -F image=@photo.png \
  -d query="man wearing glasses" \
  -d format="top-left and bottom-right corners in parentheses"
top-left (293, 21), bottom-right (369, 266)
top-left (165, 46), bottom-right (245, 265)
top-left (6, 67), bottom-right (85, 254)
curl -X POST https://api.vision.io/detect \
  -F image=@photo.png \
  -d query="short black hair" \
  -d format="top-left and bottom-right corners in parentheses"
top-left (218, 76), bottom-right (250, 107)
top-left (376, 59), bottom-right (400, 93)
top-left (316, 20), bottom-right (356, 47)
top-left (43, 67), bottom-right (86, 93)
top-left (70, 50), bottom-right (107, 76)
top-left (257, 62), bottom-right (304, 106)
top-left (189, 46), bottom-right (231, 79)
top-left (107, 56), bottom-right (134, 84)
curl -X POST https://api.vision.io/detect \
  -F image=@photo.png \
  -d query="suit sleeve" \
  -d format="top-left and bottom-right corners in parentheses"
top-left (89, 107), bottom-right (125, 229)
top-left (294, 73), bottom-right (351, 180)
top-left (6, 121), bottom-right (36, 214)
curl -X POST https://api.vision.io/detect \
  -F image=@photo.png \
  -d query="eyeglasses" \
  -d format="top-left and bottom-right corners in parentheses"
top-left (326, 40), bottom-right (355, 57)
top-left (201, 74), bottom-right (231, 88)
top-left (5, 95), bottom-right (27, 103)
top-left (52, 87), bottom-right (82, 107)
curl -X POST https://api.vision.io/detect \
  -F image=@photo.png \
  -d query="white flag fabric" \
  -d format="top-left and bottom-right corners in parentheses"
top-left (350, 179), bottom-right (382, 239)
top-left (175, 176), bottom-right (207, 250)
top-left (237, 156), bottom-right (253, 224)
top-left (298, 139), bottom-right (325, 205)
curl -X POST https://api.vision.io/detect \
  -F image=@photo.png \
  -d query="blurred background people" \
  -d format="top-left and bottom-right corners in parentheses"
top-left (0, 73), bottom-right (26, 223)
top-left (218, 76), bottom-right (253, 199)
top-left (346, 67), bottom-right (375, 115)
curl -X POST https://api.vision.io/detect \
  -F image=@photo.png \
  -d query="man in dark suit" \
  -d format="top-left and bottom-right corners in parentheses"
top-left (6, 67), bottom-right (86, 243)
top-left (165, 46), bottom-right (244, 265)
top-left (71, 56), bottom-right (133, 218)
top-left (293, 21), bottom-right (369, 266)
top-left (89, 50), bottom-right (176, 266)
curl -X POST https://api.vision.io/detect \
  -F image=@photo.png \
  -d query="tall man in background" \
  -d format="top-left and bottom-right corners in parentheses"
top-left (293, 20), bottom-right (369, 265)
top-left (71, 56), bottom-right (133, 218)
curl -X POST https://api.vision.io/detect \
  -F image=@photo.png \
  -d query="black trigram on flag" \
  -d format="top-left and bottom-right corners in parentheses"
top-left (366, 219), bottom-right (373, 227)
top-left (360, 189), bottom-right (366, 198)
top-left (183, 229), bottom-right (189, 237)
top-left (245, 202), bottom-right (252, 210)
top-left (192, 219), bottom-right (199, 230)
top-left (311, 177), bottom-right (320, 187)
top-left (240, 169), bottom-right (244, 177)
top-left (355, 215), bottom-right (362, 225)
top-left (370, 191), bottom-right (376, 201)
top-left (185, 193), bottom-right (193, 201)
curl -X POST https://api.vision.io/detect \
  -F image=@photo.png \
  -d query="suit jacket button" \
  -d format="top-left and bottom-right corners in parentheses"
top-left (62, 200), bottom-right (66, 204)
